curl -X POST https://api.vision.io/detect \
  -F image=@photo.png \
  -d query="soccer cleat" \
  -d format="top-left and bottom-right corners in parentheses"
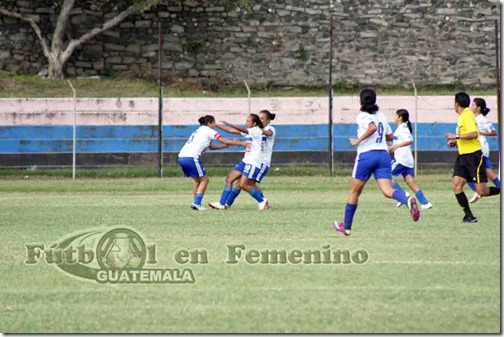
top-left (258, 199), bottom-right (270, 210)
top-left (462, 215), bottom-right (478, 223)
top-left (420, 202), bottom-right (433, 210)
top-left (407, 197), bottom-right (420, 222)
top-left (332, 221), bottom-right (351, 237)
top-left (208, 202), bottom-right (226, 210)
top-left (191, 203), bottom-right (207, 211)
top-left (469, 193), bottom-right (482, 204)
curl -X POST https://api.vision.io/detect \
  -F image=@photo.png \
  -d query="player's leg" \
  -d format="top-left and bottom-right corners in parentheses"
top-left (391, 162), bottom-right (410, 207)
top-left (472, 152), bottom-right (499, 199)
top-left (485, 157), bottom-right (500, 188)
top-left (404, 173), bottom-right (432, 209)
top-left (451, 154), bottom-right (477, 221)
top-left (238, 170), bottom-right (269, 210)
top-left (209, 163), bottom-right (243, 210)
top-left (179, 157), bottom-right (208, 210)
top-left (253, 164), bottom-right (269, 198)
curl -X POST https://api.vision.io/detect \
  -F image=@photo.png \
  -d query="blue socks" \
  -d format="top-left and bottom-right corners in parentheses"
top-left (219, 186), bottom-right (232, 205)
top-left (194, 192), bottom-right (204, 206)
top-left (493, 177), bottom-right (501, 188)
top-left (344, 203), bottom-right (358, 230)
top-left (392, 189), bottom-right (409, 206)
top-left (225, 187), bottom-right (241, 207)
top-left (248, 187), bottom-right (264, 203)
top-left (467, 181), bottom-right (476, 192)
top-left (392, 180), bottom-right (405, 193)
top-left (415, 190), bottom-right (429, 205)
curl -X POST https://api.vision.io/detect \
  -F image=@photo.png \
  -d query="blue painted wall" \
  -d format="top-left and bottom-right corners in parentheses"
top-left (0, 124), bottom-right (499, 154)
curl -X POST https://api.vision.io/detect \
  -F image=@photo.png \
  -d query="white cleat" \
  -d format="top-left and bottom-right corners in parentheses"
top-left (258, 198), bottom-right (270, 210)
top-left (420, 202), bottom-right (433, 210)
top-left (191, 204), bottom-right (207, 211)
top-left (469, 193), bottom-right (481, 204)
top-left (208, 202), bottom-right (226, 210)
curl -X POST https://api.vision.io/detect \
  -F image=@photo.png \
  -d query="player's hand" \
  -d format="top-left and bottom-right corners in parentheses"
top-left (445, 133), bottom-right (456, 140)
top-left (447, 140), bottom-right (457, 148)
top-left (388, 145), bottom-right (397, 153)
top-left (349, 138), bottom-right (359, 146)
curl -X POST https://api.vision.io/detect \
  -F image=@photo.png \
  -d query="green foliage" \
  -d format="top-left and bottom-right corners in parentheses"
top-left (295, 44), bottom-right (309, 61)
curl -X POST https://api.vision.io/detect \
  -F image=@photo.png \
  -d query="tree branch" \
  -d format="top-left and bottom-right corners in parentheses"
top-left (52, 0), bottom-right (76, 55)
top-left (0, 7), bottom-right (52, 61)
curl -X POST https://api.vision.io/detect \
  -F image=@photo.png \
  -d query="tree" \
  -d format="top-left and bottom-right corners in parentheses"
top-left (0, 0), bottom-right (160, 79)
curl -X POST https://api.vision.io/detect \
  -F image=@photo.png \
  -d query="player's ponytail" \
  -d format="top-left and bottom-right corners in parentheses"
top-left (249, 113), bottom-right (264, 128)
top-left (260, 110), bottom-right (276, 121)
top-left (198, 115), bottom-right (215, 126)
top-left (360, 88), bottom-right (379, 114)
top-left (474, 98), bottom-right (490, 116)
top-left (396, 109), bottom-right (413, 133)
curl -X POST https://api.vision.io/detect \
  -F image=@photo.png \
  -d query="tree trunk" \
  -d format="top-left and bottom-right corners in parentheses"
top-left (47, 56), bottom-right (65, 79)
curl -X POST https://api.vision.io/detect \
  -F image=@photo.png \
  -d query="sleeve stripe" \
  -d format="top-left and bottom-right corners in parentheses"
top-left (214, 133), bottom-right (221, 140)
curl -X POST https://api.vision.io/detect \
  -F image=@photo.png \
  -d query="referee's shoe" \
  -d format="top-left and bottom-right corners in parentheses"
top-left (462, 215), bottom-right (478, 223)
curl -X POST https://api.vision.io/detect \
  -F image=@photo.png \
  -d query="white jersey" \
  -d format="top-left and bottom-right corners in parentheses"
top-left (242, 126), bottom-right (265, 168)
top-left (393, 122), bottom-right (414, 168)
top-left (178, 125), bottom-right (221, 158)
top-left (475, 114), bottom-right (495, 158)
top-left (356, 111), bottom-right (392, 154)
top-left (262, 125), bottom-right (276, 167)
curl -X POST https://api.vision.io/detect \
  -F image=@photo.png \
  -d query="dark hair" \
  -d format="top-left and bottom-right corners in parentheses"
top-left (260, 109), bottom-right (276, 121)
top-left (454, 92), bottom-right (470, 108)
top-left (396, 109), bottom-right (412, 133)
top-left (360, 88), bottom-right (379, 114)
top-left (473, 97), bottom-right (490, 116)
top-left (198, 115), bottom-right (215, 126)
top-left (249, 113), bottom-right (264, 128)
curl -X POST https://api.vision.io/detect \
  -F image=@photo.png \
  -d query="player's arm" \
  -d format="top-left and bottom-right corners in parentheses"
top-left (480, 129), bottom-right (497, 136)
top-left (220, 121), bottom-right (248, 134)
top-left (217, 136), bottom-right (247, 147)
top-left (349, 122), bottom-right (377, 146)
top-left (215, 124), bottom-right (241, 135)
top-left (209, 143), bottom-right (228, 150)
top-left (445, 131), bottom-right (478, 140)
top-left (388, 140), bottom-right (412, 153)
top-left (262, 129), bottom-right (274, 137)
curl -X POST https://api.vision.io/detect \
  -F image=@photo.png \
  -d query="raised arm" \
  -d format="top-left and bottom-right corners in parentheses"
top-left (215, 124), bottom-right (242, 135)
top-left (221, 121), bottom-right (248, 134)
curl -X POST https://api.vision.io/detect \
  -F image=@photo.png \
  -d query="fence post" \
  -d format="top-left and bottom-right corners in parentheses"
top-left (67, 80), bottom-right (77, 180)
top-left (411, 80), bottom-right (418, 176)
top-left (158, 21), bottom-right (163, 178)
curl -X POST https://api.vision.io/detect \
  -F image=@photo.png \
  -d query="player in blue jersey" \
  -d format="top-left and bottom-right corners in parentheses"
top-left (332, 89), bottom-right (420, 237)
top-left (389, 109), bottom-right (432, 209)
top-left (177, 115), bottom-right (242, 210)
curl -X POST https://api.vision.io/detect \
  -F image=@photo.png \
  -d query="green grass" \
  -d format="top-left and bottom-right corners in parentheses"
top-left (0, 75), bottom-right (496, 98)
top-left (0, 175), bottom-right (500, 332)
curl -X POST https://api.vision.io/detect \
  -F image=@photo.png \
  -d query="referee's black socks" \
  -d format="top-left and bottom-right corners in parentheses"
top-left (455, 192), bottom-right (473, 217)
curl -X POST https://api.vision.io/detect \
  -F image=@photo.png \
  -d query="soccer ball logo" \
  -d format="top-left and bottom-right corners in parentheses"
top-left (96, 228), bottom-right (146, 270)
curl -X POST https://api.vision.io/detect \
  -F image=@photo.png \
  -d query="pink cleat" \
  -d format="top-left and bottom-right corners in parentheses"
top-left (407, 197), bottom-right (420, 222)
top-left (332, 221), bottom-right (351, 236)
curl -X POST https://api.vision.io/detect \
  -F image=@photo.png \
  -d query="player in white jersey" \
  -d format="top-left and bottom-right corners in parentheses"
top-left (208, 113), bottom-right (271, 210)
top-left (177, 115), bottom-right (242, 210)
top-left (467, 98), bottom-right (500, 203)
top-left (332, 89), bottom-right (420, 237)
top-left (388, 109), bottom-right (432, 209)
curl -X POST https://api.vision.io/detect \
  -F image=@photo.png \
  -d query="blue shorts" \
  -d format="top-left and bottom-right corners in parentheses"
top-left (352, 150), bottom-right (392, 181)
top-left (233, 161), bottom-right (246, 173)
top-left (178, 157), bottom-right (206, 178)
top-left (391, 160), bottom-right (415, 178)
top-left (484, 156), bottom-right (492, 169)
top-left (256, 164), bottom-right (270, 183)
top-left (243, 163), bottom-right (262, 181)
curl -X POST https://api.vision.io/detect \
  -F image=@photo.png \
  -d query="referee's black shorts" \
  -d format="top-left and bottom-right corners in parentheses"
top-left (453, 150), bottom-right (488, 183)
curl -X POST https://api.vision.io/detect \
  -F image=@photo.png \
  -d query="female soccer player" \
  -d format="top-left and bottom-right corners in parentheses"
top-left (209, 110), bottom-right (276, 209)
top-left (467, 98), bottom-right (500, 203)
top-left (177, 115), bottom-right (242, 211)
top-left (332, 89), bottom-right (420, 237)
top-left (389, 109), bottom-right (432, 209)
top-left (208, 113), bottom-right (271, 210)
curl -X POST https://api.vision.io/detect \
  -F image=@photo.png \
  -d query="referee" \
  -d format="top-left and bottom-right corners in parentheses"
top-left (445, 92), bottom-right (500, 223)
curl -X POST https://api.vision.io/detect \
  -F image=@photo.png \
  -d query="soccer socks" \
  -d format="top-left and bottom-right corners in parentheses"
top-left (219, 186), bottom-right (232, 206)
top-left (455, 192), bottom-right (473, 217)
top-left (488, 187), bottom-right (500, 196)
top-left (344, 203), bottom-right (358, 230)
top-left (493, 178), bottom-right (501, 188)
top-left (467, 182), bottom-right (476, 192)
top-left (248, 187), bottom-right (264, 203)
top-left (415, 190), bottom-right (429, 205)
top-left (225, 187), bottom-right (241, 207)
top-left (392, 189), bottom-right (409, 206)
top-left (392, 181), bottom-right (405, 193)
top-left (194, 192), bottom-right (204, 206)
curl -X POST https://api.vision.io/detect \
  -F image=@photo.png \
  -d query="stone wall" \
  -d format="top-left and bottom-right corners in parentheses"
top-left (0, 0), bottom-right (500, 86)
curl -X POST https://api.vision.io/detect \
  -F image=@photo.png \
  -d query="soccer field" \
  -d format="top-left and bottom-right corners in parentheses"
top-left (0, 174), bottom-right (500, 333)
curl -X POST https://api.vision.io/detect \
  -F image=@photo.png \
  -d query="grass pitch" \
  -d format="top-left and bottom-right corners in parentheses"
top-left (0, 174), bottom-right (500, 333)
